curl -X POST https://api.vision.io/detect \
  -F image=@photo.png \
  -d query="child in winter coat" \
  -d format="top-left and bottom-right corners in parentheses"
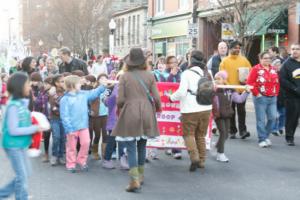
top-left (0, 72), bottom-right (43, 199)
top-left (49, 74), bottom-right (66, 166)
top-left (90, 74), bottom-right (110, 160)
top-left (60, 75), bottom-right (107, 172)
top-left (102, 71), bottom-right (129, 170)
top-left (35, 76), bottom-right (52, 162)
top-left (212, 71), bottom-right (249, 162)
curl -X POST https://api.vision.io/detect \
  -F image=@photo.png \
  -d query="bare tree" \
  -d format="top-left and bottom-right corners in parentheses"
top-left (206, 0), bottom-right (293, 56)
top-left (49, 0), bottom-right (112, 55)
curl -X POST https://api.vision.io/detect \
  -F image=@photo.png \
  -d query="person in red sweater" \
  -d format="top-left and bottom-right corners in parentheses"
top-left (0, 74), bottom-right (9, 118)
top-left (247, 51), bottom-right (280, 148)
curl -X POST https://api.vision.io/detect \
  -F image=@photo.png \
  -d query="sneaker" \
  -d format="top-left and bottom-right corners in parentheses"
top-left (216, 153), bottom-right (229, 162)
top-left (286, 140), bottom-right (295, 146)
top-left (120, 155), bottom-right (129, 170)
top-left (67, 167), bottom-right (76, 173)
top-left (50, 156), bottom-right (58, 166)
top-left (240, 131), bottom-right (250, 139)
top-left (111, 152), bottom-right (117, 160)
top-left (149, 148), bottom-right (159, 160)
top-left (265, 139), bottom-right (272, 147)
top-left (271, 131), bottom-right (279, 136)
top-left (102, 160), bottom-right (115, 169)
top-left (279, 130), bottom-right (284, 135)
top-left (173, 153), bottom-right (182, 160)
top-left (165, 149), bottom-right (172, 156)
top-left (80, 164), bottom-right (89, 172)
top-left (189, 162), bottom-right (198, 172)
top-left (42, 154), bottom-right (49, 163)
top-left (58, 157), bottom-right (66, 165)
top-left (230, 134), bottom-right (236, 139)
top-left (259, 141), bottom-right (268, 148)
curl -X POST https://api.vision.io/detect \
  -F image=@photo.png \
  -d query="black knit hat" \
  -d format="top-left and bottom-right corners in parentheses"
top-left (190, 50), bottom-right (206, 69)
top-left (30, 72), bottom-right (42, 82)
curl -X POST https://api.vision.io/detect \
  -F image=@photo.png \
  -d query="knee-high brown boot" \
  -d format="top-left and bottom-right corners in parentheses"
top-left (126, 167), bottom-right (141, 192)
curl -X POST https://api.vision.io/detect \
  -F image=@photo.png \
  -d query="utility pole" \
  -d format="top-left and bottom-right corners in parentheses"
top-left (192, 0), bottom-right (198, 48)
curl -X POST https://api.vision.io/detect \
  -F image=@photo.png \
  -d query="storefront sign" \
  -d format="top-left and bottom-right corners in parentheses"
top-left (267, 29), bottom-right (286, 34)
top-left (151, 20), bottom-right (188, 39)
top-left (221, 23), bottom-right (235, 40)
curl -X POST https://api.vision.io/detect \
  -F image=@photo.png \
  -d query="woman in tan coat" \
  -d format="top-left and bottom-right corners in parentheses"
top-left (112, 48), bottom-right (161, 192)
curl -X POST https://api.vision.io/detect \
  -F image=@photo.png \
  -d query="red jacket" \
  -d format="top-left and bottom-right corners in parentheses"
top-left (247, 64), bottom-right (279, 97)
top-left (0, 83), bottom-right (8, 105)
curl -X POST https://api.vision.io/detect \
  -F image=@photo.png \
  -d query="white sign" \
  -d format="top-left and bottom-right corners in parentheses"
top-left (221, 23), bottom-right (235, 40)
top-left (296, 3), bottom-right (300, 24)
top-left (188, 23), bottom-right (198, 38)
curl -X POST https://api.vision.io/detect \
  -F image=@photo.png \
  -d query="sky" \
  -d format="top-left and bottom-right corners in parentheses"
top-left (0, 0), bottom-right (20, 44)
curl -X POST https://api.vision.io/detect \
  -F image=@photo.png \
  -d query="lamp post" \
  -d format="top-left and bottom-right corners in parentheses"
top-left (8, 17), bottom-right (15, 46)
top-left (57, 33), bottom-right (63, 48)
top-left (38, 39), bottom-right (43, 55)
top-left (109, 19), bottom-right (116, 56)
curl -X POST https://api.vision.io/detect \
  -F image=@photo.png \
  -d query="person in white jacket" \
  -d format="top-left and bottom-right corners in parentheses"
top-left (91, 55), bottom-right (108, 77)
top-left (169, 50), bottom-right (212, 172)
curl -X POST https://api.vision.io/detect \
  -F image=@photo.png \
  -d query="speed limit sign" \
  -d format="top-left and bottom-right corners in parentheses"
top-left (188, 23), bottom-right (198, 38)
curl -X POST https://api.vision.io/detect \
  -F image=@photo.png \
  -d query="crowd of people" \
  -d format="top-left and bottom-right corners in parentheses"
top-left (0, 40), bottom-right (300, 198)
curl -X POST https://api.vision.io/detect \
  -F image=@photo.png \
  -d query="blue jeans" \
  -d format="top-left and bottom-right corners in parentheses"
top-left (51, 119), bottom-right (66, 158)
top-left (253, 96), bottom-right (277, 142)
top-left (104, 135), bottom-right (125, 160)
top-left (272, 105), bottom-right (286, 132)
top-left (0, 148), bottom-right (31, 200)
top-left (125, 139), bottom-right (147, 168)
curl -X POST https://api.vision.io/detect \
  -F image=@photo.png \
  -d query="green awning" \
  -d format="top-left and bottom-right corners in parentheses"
top-left (244, 6), bottom-right (288, 36)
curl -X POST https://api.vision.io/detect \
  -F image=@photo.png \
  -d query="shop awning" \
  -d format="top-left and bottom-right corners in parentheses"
top-left (244, 6), bottom-right (288, 36)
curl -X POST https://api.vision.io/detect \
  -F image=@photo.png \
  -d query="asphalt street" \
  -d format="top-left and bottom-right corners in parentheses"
top-left (1, 101), bottom-right (300, 200)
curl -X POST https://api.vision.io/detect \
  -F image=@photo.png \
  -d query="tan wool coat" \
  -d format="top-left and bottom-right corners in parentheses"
top-left (112, 70), bottom-right (161, 138)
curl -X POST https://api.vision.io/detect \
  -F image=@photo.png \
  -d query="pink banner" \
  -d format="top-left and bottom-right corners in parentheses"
top-left (147, 82), bottom-right (213, 149)
top-left (147, 82), bottom-right (185, 149)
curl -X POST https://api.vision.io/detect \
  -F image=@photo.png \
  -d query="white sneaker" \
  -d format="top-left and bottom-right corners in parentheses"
top-left (265, 139), bottom-right (272, 147)
top-left (173, 153), bottom-right (182, 160)
top-left (50, 156), bottom-right (58, 166)
top-left (259, 141), bottom-right (268, 148)
top-left (216, 153), bottom-right (229, 162)
top-left (165, 149), bottom-right (172, 156)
